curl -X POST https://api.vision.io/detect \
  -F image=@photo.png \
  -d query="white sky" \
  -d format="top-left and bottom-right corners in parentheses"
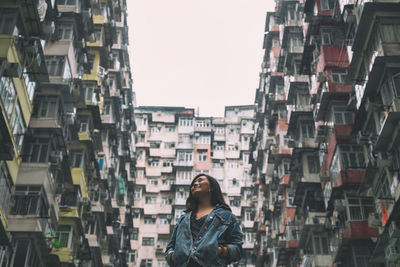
top-left (127, 1), bottom-right (275, 117)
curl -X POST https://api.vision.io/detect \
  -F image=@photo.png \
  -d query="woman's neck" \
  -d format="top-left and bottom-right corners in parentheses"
top-left (197, 197), bottom-right (213, 211)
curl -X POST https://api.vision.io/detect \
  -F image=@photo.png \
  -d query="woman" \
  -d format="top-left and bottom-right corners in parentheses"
top-left (165, 174), bottom-right (243, 267)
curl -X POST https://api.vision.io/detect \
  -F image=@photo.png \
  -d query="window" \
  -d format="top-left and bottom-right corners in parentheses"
top-left (320, 0), bottom-right (333, 11)
top-left (312, 234), bottom-right (329, 254)
top-left (94, 28), bottom-right (102, 43)
top-left (178, 151), bottom-right (193, 164)
top-left (197, 151), bottom-right (207, 162)
top-left (0, 77), bottom-right (16, 119)
top-left (161, 197), bottom-right (172, 205)
top-left (142, 238), bottom-right (154, 246)
top-left (145, 196), bottom-right (157, 204)
top-left (245, 232), bottom-right (255, 243)
top-left (0, 162), bottom-right (12, 215)
top-left (177, 171), bottom-right (192, 181)
top-left (392, 73), bottom-right (400, 97)
top-left (165, 126), bottom-right (175, 132)
top-left (307, 155), bottom-right (320, 173)
top-left (380, 24), bottom-right (400, 43)
top-left (333, 106), bottom-right (353, 124)
top-left (126, 250), bottom-right (136, 262)
top-left (300, 122), bottom-right (314, 138)
top-left (196, 120), bottom-right (210, 128)
top-left (147, 178), bottom-right (158, 185)
top-left (195, 134), bottom-right (211, 144)
top-left (79, 117), bottom-right (90, 132)
top-left (144, 216), bottom-right (156, 224)
top-left (276, 84), bottom-right (284, 94)
top-left (84, 86), bottom-right (96, 102)
top-left (103, 101), bottom-right (112, 115)
top-left (24, 138), bottom-right (51, 163)
top-left (243, 153), bottom-right (249, 164)
top-left (338, 145), bottom-right (365, 169)
top-left (134, 188), bottom-right (142, 199)
top-left (331, 69), bottom-right (347, 83)
top-left (163, 160), bottom-right (174, 167)
top-left (176, 191), bottom-right (188, 200)
top-left (228, 161), bottom-right (239, 169)
top-left (150, 126), bottom-right (160, 133)
top-left (290, 36), bottom-right (302, 48)
top-left (345, 194), bottom-right (375, 221)
top-left (56, 225), bottom-right (73, 248)
top-left (71, 151), bottom-right (84, 168)
top-left (229, 197), bottom-right (241, 207)
top-left (12, 104), bottom-right (26, 152)
top-left (272, 39), bottom-right (280, 47)
top-left (245, 210), bottom-right (254, 221)
top-left (0, 9), bottom-right (17, 34)
top-left (24, 70), bottom-right (36, 103)
top-left (58, 24), bottom-right (73, 40)
top-left (11, 186), bottom-right (47, 216)
top-left (136, 169), bottom-right (144, 178)
top-left (230, 178), bottom-right (239, 187)
top-left (159, 216), bottom-right (171, 225)
top-left (321, 32), bottom-right (332, 45)
top-left (33, 96), bottom-right (59, 118)
top-left (278, 160), bottom-right (291, 176)
top-left (287, 191), bottom-right (295, 206)
top-left (46, 56), bottom-right (66, 76)
top-left (150, 160), bottom-right (159, 167)
top-left (179, 118), bottom-right (193, 127)
top-left (140, 259), bottom-right (153, 267)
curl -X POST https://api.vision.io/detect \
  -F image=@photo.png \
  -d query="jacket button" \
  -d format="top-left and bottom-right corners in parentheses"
top-left (198, 236), bottom-right (202, 240)
top-left (210, 216), bottom-right (213, 219)
top-left (194, 246), bottom-right (197, 250)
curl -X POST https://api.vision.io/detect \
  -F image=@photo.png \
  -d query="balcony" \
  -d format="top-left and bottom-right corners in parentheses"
top-left (348, 2), bottom-right (400, 83)
top-left (176, 161), bottom-right (194, 167)
top-left (71, 168), bottom-right (89, 199)
top-left (225, 150), bottom-right (240, 159)
top-left (374, 111), bottom-right (400, 152)
top-left (316, 46), bottom-right (349, 74)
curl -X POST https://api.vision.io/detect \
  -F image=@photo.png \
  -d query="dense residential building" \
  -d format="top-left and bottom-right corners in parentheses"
top-left (0, 0), bottom-right (135, 266)
top-left (251, 0), bottom-right (400, 267)
top-left (132, 105), bottom-right (258, 267)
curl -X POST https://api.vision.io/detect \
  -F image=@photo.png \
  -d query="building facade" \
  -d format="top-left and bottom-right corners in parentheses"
top-left (251, 0), bottom-right (400, 266)
top-left (0, 0), bottom-right (135, 266)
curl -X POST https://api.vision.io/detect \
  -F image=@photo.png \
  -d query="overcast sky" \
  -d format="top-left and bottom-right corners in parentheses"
top-left (127, 1), bottom-right (274, 117)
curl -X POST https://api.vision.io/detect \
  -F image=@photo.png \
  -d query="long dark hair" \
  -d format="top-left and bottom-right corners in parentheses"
top-left (185, 173), bottom-right (230, 212)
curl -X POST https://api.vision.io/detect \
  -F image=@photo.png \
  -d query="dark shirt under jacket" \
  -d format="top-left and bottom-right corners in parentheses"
top-left (190, 214), bottom-right (207, 241)
top-left (188, 215), bottom-right (207, 267)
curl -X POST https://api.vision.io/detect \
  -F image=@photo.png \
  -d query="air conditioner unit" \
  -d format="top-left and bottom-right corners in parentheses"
top-left (151, 215), bottom-right (157, 219)
top-left (389, 221), bottom-right (400, 238)
top-left (166, 214), bottom-right (172, 219)
top-left (385, 244), bottom-right (400, 262)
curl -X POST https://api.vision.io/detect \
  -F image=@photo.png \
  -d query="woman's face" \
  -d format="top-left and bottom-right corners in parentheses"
top-left (190, 176), bottom-right (211, 197)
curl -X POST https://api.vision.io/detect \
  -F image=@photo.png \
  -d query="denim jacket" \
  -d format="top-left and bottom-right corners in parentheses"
top-left (165, 205), bottom-right (243, 267)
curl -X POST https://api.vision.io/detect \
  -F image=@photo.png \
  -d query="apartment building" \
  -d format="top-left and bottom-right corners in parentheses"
top-left (251, 0), bottom-right (400, 267)
top-left (0, 0), bottom-right (135, 266)
top-left (132, 105), bottom-right (257, 267)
